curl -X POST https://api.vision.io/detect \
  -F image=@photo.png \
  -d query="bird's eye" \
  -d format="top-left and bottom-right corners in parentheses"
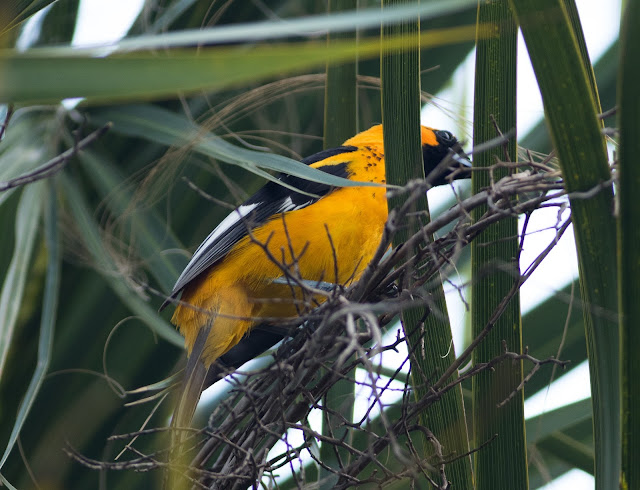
top-left (435, 130), bottom-right (455, 143)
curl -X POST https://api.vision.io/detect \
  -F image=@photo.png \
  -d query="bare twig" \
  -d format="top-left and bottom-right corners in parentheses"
top-left (0, 123), bottom-right (112, 192)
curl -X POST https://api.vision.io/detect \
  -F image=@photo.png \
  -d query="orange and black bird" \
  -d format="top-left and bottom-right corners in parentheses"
top-left (162, 124), bottom-right (470, 430)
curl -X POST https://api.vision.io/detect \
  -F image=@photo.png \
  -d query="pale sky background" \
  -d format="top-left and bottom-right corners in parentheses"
top-left (31, 1), bottom-right (621, 488)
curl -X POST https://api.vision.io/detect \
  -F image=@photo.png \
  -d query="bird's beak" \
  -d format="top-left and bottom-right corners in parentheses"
top-left (423, 141), bottom-right (472, 186)
top-left (452, 142), bottom-right (472, 167)
top-left (454, 151), bottom-right (472, 168)
top-left (447, 144), bottom-right (472, 180)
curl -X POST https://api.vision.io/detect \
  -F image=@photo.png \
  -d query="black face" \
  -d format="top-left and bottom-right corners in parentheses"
top-left (422, 130), bottom-right (471, 186)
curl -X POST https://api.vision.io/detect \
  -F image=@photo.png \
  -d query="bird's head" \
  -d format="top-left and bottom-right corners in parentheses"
top-left (421, 127), bottom-right (471, 186)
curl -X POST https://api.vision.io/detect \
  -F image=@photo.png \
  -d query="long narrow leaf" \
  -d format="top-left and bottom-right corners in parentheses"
top-left (0, 182), bottom-right (43, 377)
top-left (561, 0), bottom-right (600, 108)
top-left (381, 1), bottom-right (472, 486)
top-left (91, 104), bottom-right (372, 190)
top-left (0, 25), bottom-right (478, 105)
top-left (509, 1), bottom-right (619, 488)
top-left (319, 1), bottom-right (358, 484)
top-left (522, 39), bottom-right (618, 155)
top-left (523, 280), bottom-right (587, 396)
top-left (617, 0), bottom-right (640, 487)
top-left (525, 399), bottom-right (591, 443)
top-left (20, 0), bottom-right (476, 53)
top-left (528, 417), bottom-right (594, 488)
top-left (471, 1), bottom-right (527, 488)
top-left (0, 182), bottom-right (59, 473)
top-left (536, 432), bottom-right (593, 475)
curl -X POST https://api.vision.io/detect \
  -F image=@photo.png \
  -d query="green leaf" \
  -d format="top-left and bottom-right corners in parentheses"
top-left (528, 416), bottom-right (594, 487)
top-left (381, 1), bottom-right (472, 487)
top-left (318, 1), bottom-right (358, 485)
top-left (522, 281), bottom-right (587, 397)
top-left (0, 182), bottom-right (59, 474)
top-left (525, 399), bottom-right (591, 443)
top-left (90, 104), bottom-right (373, 190)
top-left (323, 0), bottom-right (357, 150)
top-left (0, 182), bottom-right (43, 377)
top-left (0, 23), bottom-right (478, 105)
top-left (48, 0), bottom-right (477, 51)
top-left (509, 1), bottom-right (619, 488)
top-left (521, 39), bottom-right (618, 154)
top-left (471, 2), bottom-right (527, 488)
top-left (617, 0), bottom-right (640, 487)
top-left (537, 432), bottom-right (594, 475)
top-left (526, 400), bottom-right (594, 485)
top-left (528, 451), bottom-right (577, 489)
top-left (561, 0), bottom-right (600, 111)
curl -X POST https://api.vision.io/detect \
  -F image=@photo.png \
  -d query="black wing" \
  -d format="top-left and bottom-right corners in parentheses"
top-left (161, 146), bottom-right (356, 308)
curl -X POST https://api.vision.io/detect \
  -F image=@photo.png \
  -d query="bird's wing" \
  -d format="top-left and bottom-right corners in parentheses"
top-left (162, 146), bottom-right (357, 307)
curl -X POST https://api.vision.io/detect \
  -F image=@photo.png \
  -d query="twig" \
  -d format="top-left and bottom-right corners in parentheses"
top-left (0, 123), bottom-right (112, 192)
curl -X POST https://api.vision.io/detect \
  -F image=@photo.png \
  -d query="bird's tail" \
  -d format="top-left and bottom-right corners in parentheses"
top-left (167, 322), bottom-right (212, 489)
top-left (165, 322), bottom-right (290, 487)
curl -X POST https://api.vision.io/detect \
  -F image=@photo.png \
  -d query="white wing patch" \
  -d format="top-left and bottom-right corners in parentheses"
top-left (278, 196), bottom-right (313, 213)
top-left (278, 197), bottom-right (295, 213)
top-left (168, 196), bottom-right (317, 298)
top-left (188, 203), bottom-right (258, 268)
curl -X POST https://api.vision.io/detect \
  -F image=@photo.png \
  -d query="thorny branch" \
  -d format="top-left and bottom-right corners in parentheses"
top-left (69, 149), bottom-right (615, 489)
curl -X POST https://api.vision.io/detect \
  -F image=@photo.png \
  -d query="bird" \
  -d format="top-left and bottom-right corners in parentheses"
top-left (162, 124), bottom-right (470, 432)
